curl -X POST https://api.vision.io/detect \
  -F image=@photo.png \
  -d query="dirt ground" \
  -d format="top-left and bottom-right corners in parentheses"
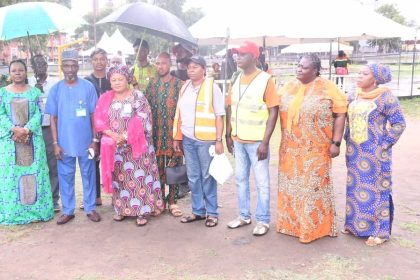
top-left (1, 118), bottom-right (419, 280)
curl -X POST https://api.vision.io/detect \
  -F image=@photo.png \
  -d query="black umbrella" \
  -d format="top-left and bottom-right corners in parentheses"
top-left (97, 2), bottom-right (197, 47)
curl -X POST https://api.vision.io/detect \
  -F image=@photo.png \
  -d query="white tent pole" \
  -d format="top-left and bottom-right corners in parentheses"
top-left (223, 27), bottom-right (230, 96)
top-left (410, 28), bottom-right (418, 97)
top-left (397, 39), bottom-right (402, 88)
top-left (328, 40), bottom-right (333, 79)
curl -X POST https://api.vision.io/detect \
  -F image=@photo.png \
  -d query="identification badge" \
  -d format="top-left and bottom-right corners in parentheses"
top-left (121, 103), bottom-right (132, 117)
top-left (76, 108), bottom-right (87, 117)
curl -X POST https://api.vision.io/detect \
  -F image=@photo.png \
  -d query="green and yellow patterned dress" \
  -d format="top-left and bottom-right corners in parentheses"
top-left (0, 86), bottom-right (54, 225)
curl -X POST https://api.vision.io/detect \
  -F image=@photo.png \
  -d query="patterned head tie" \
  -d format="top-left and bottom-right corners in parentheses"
top-left (368, 63), bottom-right (392, 85)
top-left (107, 65), bottom-right (133, 84)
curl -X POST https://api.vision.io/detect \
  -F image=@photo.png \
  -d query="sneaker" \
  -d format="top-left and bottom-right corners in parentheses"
top-left (252, 222), bottom-right (270, 236)
top-left (227, 216), bottom-right (251, 229)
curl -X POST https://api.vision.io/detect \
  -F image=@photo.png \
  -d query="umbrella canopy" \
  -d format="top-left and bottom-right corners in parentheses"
top-left (0, 2), bottom-right (87, 41)
top-left (97, 2), bottom-right (197, 46)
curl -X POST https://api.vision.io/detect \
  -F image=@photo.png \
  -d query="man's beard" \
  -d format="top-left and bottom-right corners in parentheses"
top-left (158, 70), bottom-right (170, 78)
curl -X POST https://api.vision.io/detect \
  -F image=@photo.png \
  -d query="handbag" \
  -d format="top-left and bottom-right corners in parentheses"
top-left (164, 156), bottom-right (188, 185)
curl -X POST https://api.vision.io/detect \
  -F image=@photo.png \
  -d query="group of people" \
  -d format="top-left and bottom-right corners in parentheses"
top-left (0, 39), bottom-right (406, 247)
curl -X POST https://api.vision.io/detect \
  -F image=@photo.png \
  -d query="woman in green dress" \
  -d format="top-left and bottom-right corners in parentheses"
top-left (0, 59), bottom-right (54, 225)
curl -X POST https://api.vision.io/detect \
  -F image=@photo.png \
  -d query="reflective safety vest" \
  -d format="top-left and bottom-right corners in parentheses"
top-left (173, 78), bottom-right (216, 141)
top-left (231, 71), bottom-right (271, 141)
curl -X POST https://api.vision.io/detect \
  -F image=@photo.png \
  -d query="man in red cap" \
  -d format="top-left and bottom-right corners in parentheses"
top-left (225, 41), bottom-right (279, 236)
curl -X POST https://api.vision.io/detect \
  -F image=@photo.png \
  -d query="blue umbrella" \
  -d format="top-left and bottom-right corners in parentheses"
top-left (97, 2), bottom-right (197, 47)
top-left (0, 2), bottom-right (87, 41)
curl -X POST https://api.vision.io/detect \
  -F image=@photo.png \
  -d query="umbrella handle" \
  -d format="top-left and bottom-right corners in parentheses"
top-left (134, 29), bottom-right (147, 65)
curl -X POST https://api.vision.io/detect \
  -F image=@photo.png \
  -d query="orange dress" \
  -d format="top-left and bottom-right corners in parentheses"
top-left (276, 77), bottom-right (347, 243)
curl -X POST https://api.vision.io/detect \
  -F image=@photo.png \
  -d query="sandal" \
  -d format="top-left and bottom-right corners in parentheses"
top-left (341, 229), bottom-right (350, 234)
top-left (151, 208), bottom-right (164, 217)
top-left (136, 216), bottom-right (148, 227)
top-left (205, 216), bottom-right (218, 227)
top-left (365, 236), bottom-right (387, 246)
top-left (168, 204), bottom-right (183, 217)
top-left (180, 214), bottom-right (206, 223)
top-left (113, 214), bottom-right (125, 222)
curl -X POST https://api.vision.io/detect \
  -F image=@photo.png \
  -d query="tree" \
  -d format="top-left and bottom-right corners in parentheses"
top-left (375, 4), bottom-right (406, 25)
top-left (368, 4), bottom-right (407, 53)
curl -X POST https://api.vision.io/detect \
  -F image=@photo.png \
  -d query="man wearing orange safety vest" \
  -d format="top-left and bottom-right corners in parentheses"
top-left (173, 55), bottom-right (225, 227)
top-left (225, 41), bottom-right (279, 236)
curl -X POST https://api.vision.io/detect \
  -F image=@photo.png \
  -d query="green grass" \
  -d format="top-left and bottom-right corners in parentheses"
top-left (401, 222), bottom-right (420, 234)
top-left (399, 96), bottom-right (420, 118)
top-left (392, 236), bottom-right (416, 248)
top-left (243, 254), bottom-right (371, 280)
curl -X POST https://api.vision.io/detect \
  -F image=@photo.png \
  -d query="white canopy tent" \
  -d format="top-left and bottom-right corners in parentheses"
top-left (189, 0), bottom-right (416, 46)
top-left (108, 29), bottom-right (134, 55)
top-left (190, 0), bottom-right (417, 89)
top-left (281, 43), bottom-right (354, 54)
top-left (81, 29), bottom-right (134, 57)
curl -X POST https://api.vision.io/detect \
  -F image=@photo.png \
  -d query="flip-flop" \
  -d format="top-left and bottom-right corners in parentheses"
top-left (180, 214), bottom-right (206, 223)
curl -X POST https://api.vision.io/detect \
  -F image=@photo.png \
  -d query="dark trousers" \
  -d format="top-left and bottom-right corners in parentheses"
top-left (42, 126), bottom-right (60, 207)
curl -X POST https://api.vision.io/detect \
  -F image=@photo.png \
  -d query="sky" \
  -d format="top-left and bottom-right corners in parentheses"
top-left (71, 0), bottom-right (420, 26)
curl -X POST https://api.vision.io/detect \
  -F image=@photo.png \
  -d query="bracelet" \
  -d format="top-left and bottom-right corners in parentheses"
top-left (93, 138), bottom-right (100, 143)
top-left (216, 137), bottom-right (222, 142)
top-left (53, 141), bottom-right (58, 145)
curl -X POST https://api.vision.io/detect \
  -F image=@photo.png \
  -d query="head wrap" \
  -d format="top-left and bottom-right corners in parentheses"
top-left (368, 63), bottom-right (392, 85)
top-left (107, 65), bottom-right (133, 84)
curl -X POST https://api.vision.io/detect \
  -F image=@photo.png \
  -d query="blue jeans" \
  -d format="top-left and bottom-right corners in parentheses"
top-left (57, 154), bottom-right (96, 215)
top-left (182, 136), bottom-right (218, 217)
top-left (234, 141), bottom-right (270, 223)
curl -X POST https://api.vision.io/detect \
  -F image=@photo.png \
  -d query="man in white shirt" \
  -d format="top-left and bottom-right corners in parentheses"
top-left (29, 54), bottom-right (60, 212)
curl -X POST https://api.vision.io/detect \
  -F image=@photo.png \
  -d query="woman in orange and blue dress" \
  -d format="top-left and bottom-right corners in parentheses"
top-left (276, 54), bottom-right (347, 243)
top-left (343, 63), bottom-right (405, 246)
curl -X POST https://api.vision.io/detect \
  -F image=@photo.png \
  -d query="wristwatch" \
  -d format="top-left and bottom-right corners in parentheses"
top-left (331, 140), bottom-right (341, 147)
top-left (216, 137), bottom-right (222, 142)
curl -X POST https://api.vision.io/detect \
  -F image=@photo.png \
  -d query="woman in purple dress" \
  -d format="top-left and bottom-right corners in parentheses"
top-left (95, 65), bottom-right (164, 226)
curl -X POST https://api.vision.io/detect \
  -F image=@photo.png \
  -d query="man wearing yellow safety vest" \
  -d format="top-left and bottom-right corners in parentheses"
top-left (225, 41), bottom-right (279, 236)
top-left (173, 55), bottom-right (225, 228)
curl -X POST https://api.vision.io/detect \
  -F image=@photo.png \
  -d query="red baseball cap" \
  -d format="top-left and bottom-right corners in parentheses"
top-left (232, 41), bottom-right (260, 58)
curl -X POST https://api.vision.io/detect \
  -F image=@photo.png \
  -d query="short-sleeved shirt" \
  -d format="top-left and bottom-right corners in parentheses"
top-left (226, 69), bottom-right (279, 143)
top-left (178, 80), bottom-right (225, 141)
top-left (45, 78), bottom-right (98, 157)
top-left (29, 75), bottom-right (59, 126)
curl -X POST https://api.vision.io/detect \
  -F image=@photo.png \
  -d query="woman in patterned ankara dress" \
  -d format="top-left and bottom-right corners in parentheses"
top-left (0, 59), bottom-right (53, 225)
top-left (95, 65), bottom-right (163, 226)
top-left (343, 63), bottom-right (405, 246)
top-left (276, 54), bottom-right (347, 243)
